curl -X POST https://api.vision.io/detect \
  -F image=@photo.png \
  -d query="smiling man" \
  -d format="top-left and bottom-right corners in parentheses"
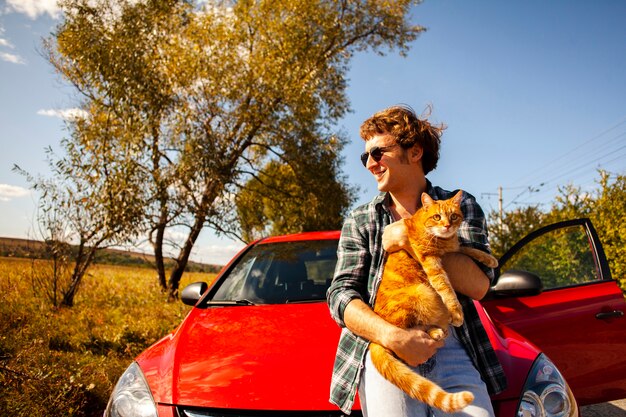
top-left (326, 105), bottom-right (506, 417)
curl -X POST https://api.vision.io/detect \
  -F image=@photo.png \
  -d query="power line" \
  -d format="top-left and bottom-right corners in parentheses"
top-left (513, 130), bottom-right (625, 192)
top-left (507, 115), bottom-right (626, 188)
top-left (481, 116), bottom-right (626, 215)
top-left (537, 144), bottom-right (626, 189)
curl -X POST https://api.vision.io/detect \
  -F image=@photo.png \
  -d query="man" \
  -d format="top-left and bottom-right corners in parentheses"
top-left (326, 105), bottom-right (506, 417)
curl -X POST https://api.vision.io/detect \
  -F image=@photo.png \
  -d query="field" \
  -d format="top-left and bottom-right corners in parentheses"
top-left (0, 256), bottom-right (215, 416)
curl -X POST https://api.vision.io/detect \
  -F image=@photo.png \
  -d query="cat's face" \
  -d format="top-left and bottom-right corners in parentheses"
top-left (424, 208), bottom-right (463, 238)
top-left (420, 191), bottom-right (464, 238)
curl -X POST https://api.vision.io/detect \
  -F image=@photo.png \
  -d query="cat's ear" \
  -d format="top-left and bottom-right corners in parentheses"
top-left (452, 190), bottom-right (464, 204)
top-left (421, 192), bottom-right (434, 208)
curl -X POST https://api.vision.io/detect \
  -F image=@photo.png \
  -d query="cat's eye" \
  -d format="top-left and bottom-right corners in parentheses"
top-left (433, 214), bottom-right (441, 221)
top-left (450, 214), bottom-right (459, 221)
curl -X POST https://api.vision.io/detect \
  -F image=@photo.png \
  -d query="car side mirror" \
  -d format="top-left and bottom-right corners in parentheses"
top-left (485, 270), bottom-right (543, 299)
top-left (181, 281), bottom-right (209, 306)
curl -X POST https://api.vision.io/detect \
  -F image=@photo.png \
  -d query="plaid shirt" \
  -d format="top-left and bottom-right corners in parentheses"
top-left (326, 181), bottom-right (507, 414)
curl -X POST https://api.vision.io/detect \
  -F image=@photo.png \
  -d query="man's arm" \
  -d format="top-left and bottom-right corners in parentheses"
top-left (343, 298), bottom-right (443, 367)
top-left (442, 252), bottom-right (490, 300)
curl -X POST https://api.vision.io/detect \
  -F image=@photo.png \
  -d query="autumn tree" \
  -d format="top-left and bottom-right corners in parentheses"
top-left (235, 132), bottom-right (356, 242)
top-left (45, 0), bottom-right (426, 300)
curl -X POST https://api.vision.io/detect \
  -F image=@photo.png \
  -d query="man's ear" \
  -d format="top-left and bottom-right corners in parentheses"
top-left (410, 145), bottom-right (423, 164)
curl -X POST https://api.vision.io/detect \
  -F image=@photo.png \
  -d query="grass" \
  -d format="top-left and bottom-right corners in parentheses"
top-left (0, 257), bottom-right (215, 416)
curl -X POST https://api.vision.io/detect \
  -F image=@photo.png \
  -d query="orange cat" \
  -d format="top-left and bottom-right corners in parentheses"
top-left (370, 190), bottom-right (498, 413)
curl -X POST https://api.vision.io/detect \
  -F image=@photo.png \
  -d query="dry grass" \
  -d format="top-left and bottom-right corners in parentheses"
top-left (0, 257), bottom-right (215, 416)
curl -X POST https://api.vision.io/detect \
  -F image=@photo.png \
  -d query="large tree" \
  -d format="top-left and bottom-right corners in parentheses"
top-left (235, 131), bottom-right (356, 241)
top-left (45, 0), bottom-right (426, 299)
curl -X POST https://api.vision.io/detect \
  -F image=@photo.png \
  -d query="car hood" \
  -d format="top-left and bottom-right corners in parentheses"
top-left (137, 302), bottom-right (342, 411)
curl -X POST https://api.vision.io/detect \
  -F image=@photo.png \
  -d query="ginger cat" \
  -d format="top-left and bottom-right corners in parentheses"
top-left (370, 190), bottom-right (498, 413)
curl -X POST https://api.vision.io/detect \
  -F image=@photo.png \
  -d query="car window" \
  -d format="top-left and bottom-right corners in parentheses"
top-left (209, 239), bottom-right (338, 304)
top-left (499, 224), bottom-right (601, 290)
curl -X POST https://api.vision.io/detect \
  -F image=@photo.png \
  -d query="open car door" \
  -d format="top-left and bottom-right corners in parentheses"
top-left (481, 218), bottom-right (626, 406)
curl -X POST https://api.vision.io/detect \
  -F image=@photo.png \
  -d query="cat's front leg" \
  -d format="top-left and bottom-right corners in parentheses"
top-left (420, 256), bottom-right (464, 327)
top-left (459, 247), bottom-right (498, 268)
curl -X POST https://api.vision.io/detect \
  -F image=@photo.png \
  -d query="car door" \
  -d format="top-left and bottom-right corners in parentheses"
top-left (481, 218), bottom-right (626, 406)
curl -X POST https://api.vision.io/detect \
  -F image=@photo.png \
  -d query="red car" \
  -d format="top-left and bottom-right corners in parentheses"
top-left (104, 218), bottom-right (626, 417)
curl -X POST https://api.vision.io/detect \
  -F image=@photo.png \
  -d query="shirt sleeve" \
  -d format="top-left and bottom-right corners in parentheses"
top-left (458, 192), bottom-right (496, 282)
top-left (326, 213), bottom-right (371, 327)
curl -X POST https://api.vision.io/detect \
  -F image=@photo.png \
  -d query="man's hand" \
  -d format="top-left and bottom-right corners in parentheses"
top-left (344, 299), bottom-right (443, 366)
top-left (384, 325), bottom-right (444, 366)
top-left (382, 220), bottom-right (410, 253)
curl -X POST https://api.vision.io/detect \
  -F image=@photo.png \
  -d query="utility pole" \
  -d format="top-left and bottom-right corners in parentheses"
top-left (481, 187), bottom-right (505, 238)
top-left (481, 187), bottom-right (504, 227)
top-left (498, 186), bottom-right (503, 229)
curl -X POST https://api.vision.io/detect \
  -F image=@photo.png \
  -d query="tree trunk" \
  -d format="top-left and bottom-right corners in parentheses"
top-left (153, 219), bottom-right (167, 291)
top-left (61, 239), bottom-right (101, 307)
top-left (166, 209), bottom-right (207, 301)
top-left (166, 183), bottom-right (220, 301)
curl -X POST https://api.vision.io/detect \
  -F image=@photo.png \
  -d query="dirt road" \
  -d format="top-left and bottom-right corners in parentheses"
top-left (580, 398), bottom-right (626, 416)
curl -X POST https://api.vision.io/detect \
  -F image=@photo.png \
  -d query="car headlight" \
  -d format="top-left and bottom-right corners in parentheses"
top-left (517, 354), bottom-right (578, 417)
top-left (104, 362), bottom-right (158, 417)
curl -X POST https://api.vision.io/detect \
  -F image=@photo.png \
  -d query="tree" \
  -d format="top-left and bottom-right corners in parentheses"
top-left (488, 171), bottom-right (625, 291)
top-left (585, 172), bottom-right (626, 289)
top-left (14, 121), bottom-right (145, 306)
top-left (235, 132), bottom-right (357, 241)
top-left (488, 205), bottom-right (547, 258)
top-left (46, 0), bottom-right (426, 300)
top-left (26, 189), bottom-right (73, 308)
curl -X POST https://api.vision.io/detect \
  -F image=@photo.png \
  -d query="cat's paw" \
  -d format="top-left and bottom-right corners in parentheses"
top-left (484, 255), bottom-right (498, 268)
top-left (449, 308), bottom-right (464, 327)
top-left (428, 327), bottom-right (446, 341)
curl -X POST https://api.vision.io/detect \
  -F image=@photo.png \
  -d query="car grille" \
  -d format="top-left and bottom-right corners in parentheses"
top-left (178, 408), bottom-right (362, 417)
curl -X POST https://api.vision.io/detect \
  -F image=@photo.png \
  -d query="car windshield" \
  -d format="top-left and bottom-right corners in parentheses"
top-left (207, 239), bottom-right (339, 305)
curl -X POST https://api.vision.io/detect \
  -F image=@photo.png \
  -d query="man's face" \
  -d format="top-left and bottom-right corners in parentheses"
top-left (363, 134), bottom-right (423, 194)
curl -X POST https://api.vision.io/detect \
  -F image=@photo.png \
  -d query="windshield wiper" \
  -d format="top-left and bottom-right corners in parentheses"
top-left (205, 299), bottom-right (257, 306)
top-left (285, 298), bottom-right (326, 304)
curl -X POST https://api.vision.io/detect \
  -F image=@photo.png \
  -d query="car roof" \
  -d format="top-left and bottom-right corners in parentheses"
top-left (257, 230), bottom-right (340, 244)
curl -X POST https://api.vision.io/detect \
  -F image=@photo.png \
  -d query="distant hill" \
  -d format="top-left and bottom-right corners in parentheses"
top-left (0, 237), bottom-right (222, 273)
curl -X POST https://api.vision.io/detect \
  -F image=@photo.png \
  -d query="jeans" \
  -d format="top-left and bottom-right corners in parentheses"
top-left (358, 328), bottom-right (495, 417)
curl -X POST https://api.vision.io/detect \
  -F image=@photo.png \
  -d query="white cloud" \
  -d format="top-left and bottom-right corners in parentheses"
top-left (193, 242), bottom-right (245, 266)
top-left (5, 0), bottom-right (61, 20)
top-left (0, 25), bottom-right (24, 64)
top-left (0, 184), bottom-right (30, 202)
top-left (37, 108), bottom-right (88, 120)
top-left (0, 51), bottom-right (25, 64)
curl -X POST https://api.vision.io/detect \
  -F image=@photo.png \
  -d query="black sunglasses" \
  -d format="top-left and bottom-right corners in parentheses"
top-left (360, 144), bottom-right (399, 167)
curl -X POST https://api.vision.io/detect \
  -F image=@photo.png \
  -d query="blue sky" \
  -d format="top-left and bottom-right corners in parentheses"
top-left (1, 0), bottom-right (625, 265)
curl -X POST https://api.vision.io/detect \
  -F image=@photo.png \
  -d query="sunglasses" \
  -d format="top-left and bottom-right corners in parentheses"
top-left (360, 144), bottom-right (399, 167)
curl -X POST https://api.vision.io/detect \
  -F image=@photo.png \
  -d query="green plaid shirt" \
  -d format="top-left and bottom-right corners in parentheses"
top-left (326, 181), bottom-right (507, 414)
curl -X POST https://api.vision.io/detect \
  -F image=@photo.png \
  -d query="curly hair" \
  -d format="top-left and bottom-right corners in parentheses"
top-left (359, 105), bottom-right (445, 174)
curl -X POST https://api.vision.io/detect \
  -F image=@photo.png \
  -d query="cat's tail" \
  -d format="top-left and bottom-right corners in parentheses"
top-left (369, 343), bottom-right (474, 413)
